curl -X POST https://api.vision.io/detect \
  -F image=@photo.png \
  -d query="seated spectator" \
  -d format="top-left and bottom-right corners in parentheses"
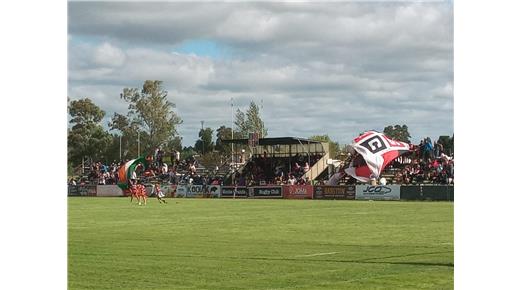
top-left (288, 174), bottom-right (297, 185)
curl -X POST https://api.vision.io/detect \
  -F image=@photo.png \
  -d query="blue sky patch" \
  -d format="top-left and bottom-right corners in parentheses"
top-left (173, 39), bottom-right (229, 59)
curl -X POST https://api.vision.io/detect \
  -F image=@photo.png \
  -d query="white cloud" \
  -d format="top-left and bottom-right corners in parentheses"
top-left (68, 2), bottom-right (453, 146)
top-left (93, 42), bottom-right (126, 67)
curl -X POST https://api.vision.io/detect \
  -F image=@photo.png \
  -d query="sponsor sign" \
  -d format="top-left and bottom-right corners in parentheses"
top-left (176, 184), bottom-right (206, 198)
top-left (68, 185), bottom-right (81, 196)
top-left (282, 185), bottom-right (314, 199)
top-left (75, 185), bottom-right (97, 196)
top-left (220, 186), bottom-right (249, 198)
top-left (355, 185), bottom-right (400, 200)
top-left (314, 186), bottom-right (355, 200)
top-left (207, 185), bottom-right (221, 198)
top-left (251, 186), bottom-right (283, 198)
top-left (96, 185), bottom-right (124, 197)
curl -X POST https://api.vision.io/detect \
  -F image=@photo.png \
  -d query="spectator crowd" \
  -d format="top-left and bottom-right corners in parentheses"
top-left (69, 137), bottom-right (454, 187)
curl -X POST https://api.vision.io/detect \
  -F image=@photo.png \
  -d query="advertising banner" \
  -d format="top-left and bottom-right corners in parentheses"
top-left (75, 185), bottom-right (97, 196)
top-left (355, 185), bottom-right (401, 200)
top-left (96, 185), bottom-right (124, 197)
top-left (176, 184), bottom-right (206, 198)
top-left (399, 185), bottom-right (453, 201)
top-left (282, 185), bottom-right (314, 199)
top-left (313, 185), bottom-right (355, 200)
top-left (251, 186), bottom-right (283, 198)
top-left (68, 185), bottom-right (81, 196)
top-left (207, 185), bottom-right (221, 198)
top-left (220, 186), bottom-right (249, 198)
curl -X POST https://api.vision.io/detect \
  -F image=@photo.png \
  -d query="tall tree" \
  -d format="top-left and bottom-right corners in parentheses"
top-left (309, 135), bottom-right (340, 159)
top-left (437, 135), bottom-right (454, 155)
top-left (215, 125), bottom-right (232, 155)
top-left (234, 108), bottom-right (247, 139)
top-left (234, 101), bottom-right (267, 138)
top-left (383, 124), bottom-right (411, 143)
top-left (68, 98), bottom-right (112, 165)
top-left (112, 80), bottom-right (182, 155)
top-left (167, 136), bottom-right (183, 152)
top-left (108, 112), bottom-right (140, 159)
top-left (195, 127), bottom-right (214, 154)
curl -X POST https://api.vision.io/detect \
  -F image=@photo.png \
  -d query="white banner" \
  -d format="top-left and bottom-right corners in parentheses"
top-left (355, 185), bottom-right (401, 200)
top-left (96, 185), bottom-right (124, 197)
top-left (176, 184), bottom-right (206, 198)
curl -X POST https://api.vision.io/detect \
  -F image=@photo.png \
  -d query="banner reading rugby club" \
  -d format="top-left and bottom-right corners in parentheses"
top-left (220, 186), bottom-right (249, 198)
top-left (251, 186), bottom-right (283, 198)
top-left (355, 185), bottom-right (401, 200)
top-left (282, 185), bottom-right (314, 199)
top-left (314, 185), bottom-right (356, 200)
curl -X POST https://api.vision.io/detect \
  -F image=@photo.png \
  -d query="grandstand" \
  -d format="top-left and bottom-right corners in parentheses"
top-left (221, 137), bottom-right (330, 185)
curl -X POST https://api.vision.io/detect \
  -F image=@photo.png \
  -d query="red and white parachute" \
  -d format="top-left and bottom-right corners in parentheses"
top-left (344, 131), bottom-right (411, 183)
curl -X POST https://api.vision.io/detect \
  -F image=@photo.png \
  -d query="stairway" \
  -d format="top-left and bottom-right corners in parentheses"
top-left (301, 152), bottom-right (330, 182)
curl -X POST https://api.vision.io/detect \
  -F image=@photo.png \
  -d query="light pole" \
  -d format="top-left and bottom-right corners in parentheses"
top-left (119, 135), bottom-right (122, 161)
top-left (137, 131), bottom-right (140, 157)
top-left (201, 120), bottom-right (204, 155)
top-left (260, 98), bottom-right (263, 138)
top-left (231, 97), bottom-right (234, 166)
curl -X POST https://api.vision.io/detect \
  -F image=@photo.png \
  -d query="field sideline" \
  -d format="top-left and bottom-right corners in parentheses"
top-left (68, 198), bottom-right (453, 289)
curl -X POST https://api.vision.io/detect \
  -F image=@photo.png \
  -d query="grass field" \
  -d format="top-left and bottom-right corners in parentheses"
top-left (68, 198), bottom-right (453, 290)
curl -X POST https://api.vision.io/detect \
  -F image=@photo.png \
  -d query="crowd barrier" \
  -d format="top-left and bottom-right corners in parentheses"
top-left (68, 184), bottom-right (453, 201)
top-left (400, 185), bottom-right (454, 201)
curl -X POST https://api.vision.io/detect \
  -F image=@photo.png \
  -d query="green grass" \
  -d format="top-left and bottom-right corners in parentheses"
top-left (68, 198), bottom-right (453, 290)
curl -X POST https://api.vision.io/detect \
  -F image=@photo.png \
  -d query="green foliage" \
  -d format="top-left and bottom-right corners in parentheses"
top-left (437, 135), bottom-right (454, 155)
top-left (309, 134), bottom-right (340, 158)
top-left (215, 125), bottom-right (233, 155)
top-left (113, 80), bottom-right (182, 155)
top-left (234, 101), bottom-right (267, 138)
top-left (383, 124), bottom-right (411, 143)
top-left (69, 199), bottom-right (453, 289)
top-left (195, 127), bottom-right (214, 154)
top-left (167, 136), bottom-right (183, 152)
top-left (180, 146), bottom-right (197, 160)
top-left (68, 98), bottom-right (112, 165)
top-left (68, 98), bottom-right (105, 129)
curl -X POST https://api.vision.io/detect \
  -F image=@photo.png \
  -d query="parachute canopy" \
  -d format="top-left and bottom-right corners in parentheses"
top-left (117, 157), bottom-right (146, 190)
top-left (345, 131), bottom-right (411, 183)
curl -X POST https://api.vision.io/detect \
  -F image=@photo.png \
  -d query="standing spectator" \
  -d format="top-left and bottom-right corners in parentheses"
top-left (157, 147), bottom-right (164, 168)
top-left (153, 147), bottom-right (160, 167)
top-left (170, 150), bottom-right (176, 167)
top-left (189, 162), bottom-right (197, 175)
top-left (425, 137), bottom-right (434, 161)
top-left (303, 162), bottom-right (310, 173)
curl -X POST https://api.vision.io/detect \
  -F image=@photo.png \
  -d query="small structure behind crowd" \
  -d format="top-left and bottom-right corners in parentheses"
top-left (221, 137), bottom-right (330, 186)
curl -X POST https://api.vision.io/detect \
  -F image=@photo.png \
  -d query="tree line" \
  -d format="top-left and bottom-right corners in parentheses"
top-left (68, 80), bottom-right (271, 169)
top-left (68, 80), bottom-right (453, 172)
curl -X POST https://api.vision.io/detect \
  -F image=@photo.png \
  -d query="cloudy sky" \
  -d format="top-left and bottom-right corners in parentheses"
top-left (68, 1), bottom-right (453, 147)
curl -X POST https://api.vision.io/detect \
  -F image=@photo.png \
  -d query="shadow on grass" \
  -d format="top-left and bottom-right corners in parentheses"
top-left (72, 250), bottom-right (454, 268)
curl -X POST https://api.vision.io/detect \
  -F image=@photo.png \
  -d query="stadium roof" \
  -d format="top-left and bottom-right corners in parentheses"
top-left (221, 137), bottom-right (322, 146)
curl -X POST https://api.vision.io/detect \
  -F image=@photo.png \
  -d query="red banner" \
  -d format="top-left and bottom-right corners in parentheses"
top-left (282, 185), bottom-right (314, 199)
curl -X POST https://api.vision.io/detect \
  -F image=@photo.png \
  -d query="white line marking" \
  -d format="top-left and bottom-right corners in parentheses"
top-left (296, 251), bottom-right (340, 258)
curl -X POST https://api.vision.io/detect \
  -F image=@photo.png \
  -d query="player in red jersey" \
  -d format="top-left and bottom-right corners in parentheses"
top-left (136, 182), bottom-right (147, 206)
top-left (153, 183), bottom-right (167, 204)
